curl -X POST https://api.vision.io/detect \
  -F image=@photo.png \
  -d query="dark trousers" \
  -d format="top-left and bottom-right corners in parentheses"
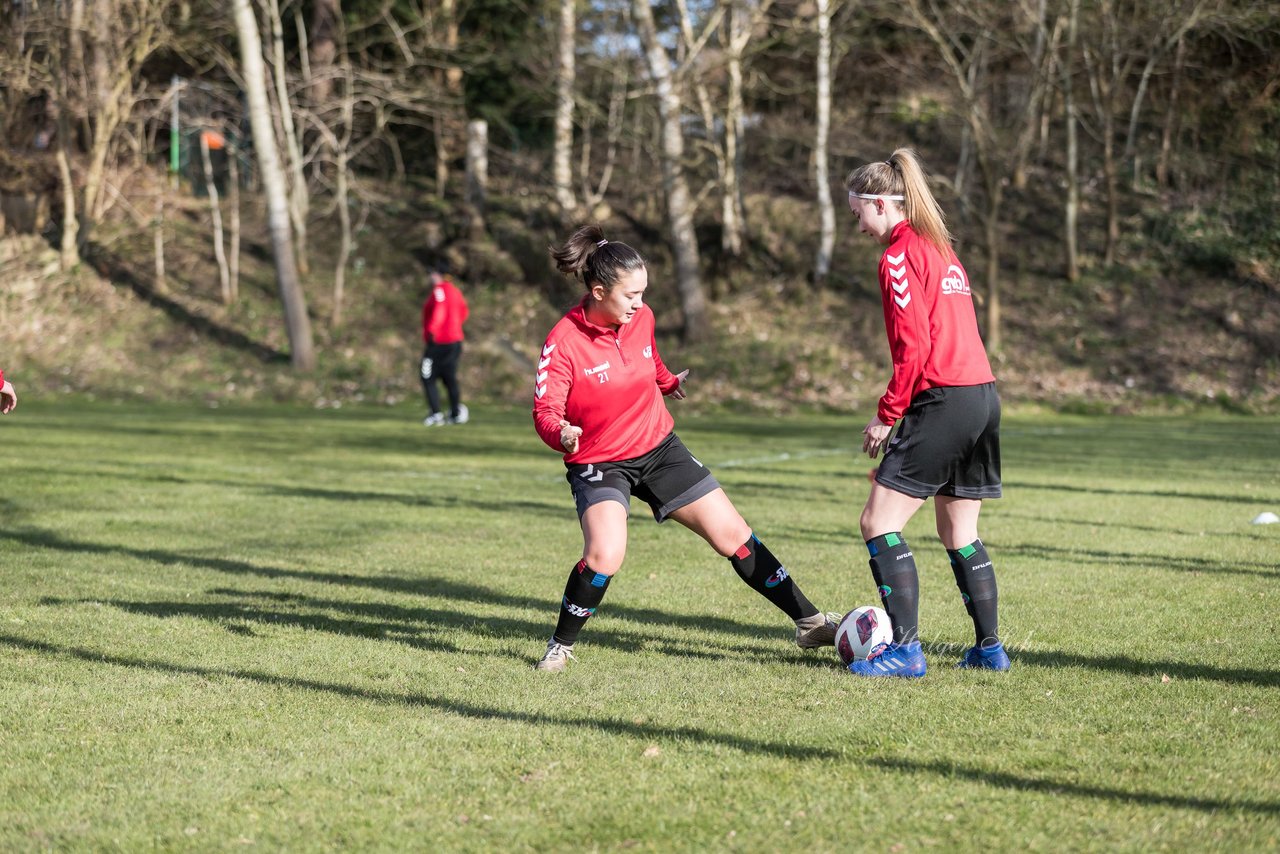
top-left (421, 342), bottom-right (462, 417)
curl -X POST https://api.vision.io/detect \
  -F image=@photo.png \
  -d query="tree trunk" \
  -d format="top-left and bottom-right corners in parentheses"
top-left (812, 0), bottom-right (835, 284)
top-left (632, 0), bottom-right (707, 342)
top-left (55, 108), bottom-right (80, 270)
top-left (266, 0), bottom-right (309, 275)
top-left (232, 0), bottom-right (315, 371)
top-left (199, 130), bottom-right (232, 304)
top-left (1062, 0), bottom-right (1079, 281)
top-left (153, 194), bottom-right (166, 294)
top-left (1156, 34), bottom-right (1186, 189)
top-left (466, 119), bottom-right (488, 240)
top-left (228, 142), bottom-right (241, 302)
top-left (553, 0), bottom-right (578, 218)
top-left (721, 0), bottom-right (747, 258)
top-left (1102, 112), bottom-right (1118, 266)
top-left (308, 0), bottom-right (339, 105)
top-left (983, 211), bottom-right (1001, 353)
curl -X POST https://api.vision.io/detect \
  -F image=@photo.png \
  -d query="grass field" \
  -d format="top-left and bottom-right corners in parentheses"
top-left (1, 400), bottom-right (1277, 851)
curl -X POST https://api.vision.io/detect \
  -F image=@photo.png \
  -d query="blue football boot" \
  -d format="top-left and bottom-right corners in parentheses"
top-left (846, 640), bottom-right (927, 678)
top-left (956, 641), bottom-right (1011, 671)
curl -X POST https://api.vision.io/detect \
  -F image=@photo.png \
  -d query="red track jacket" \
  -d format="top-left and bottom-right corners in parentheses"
top-left (422, 278), bottom-right (468, 345)
top-left (532, 299), bottom-right (681, 464)
top-left (876, 221), bottom-right (995, 425)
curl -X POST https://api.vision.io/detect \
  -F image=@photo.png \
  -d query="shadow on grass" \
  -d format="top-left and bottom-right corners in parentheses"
top-left (1010, 648), bottom-right (1280, 688)
top-left (996, 541), bottom-right (1279, 579)
top-left (0, 633), bottom-right (835, 761)
top-left (5, 632), bottom-right (1276, 815)
top-left (5, 527), bottom-right (808, 647)
top-left (1005, 479), bottom-right (1278, 506)
top-left (8, 528), bottom-right (811, 657)
top-left (38, 591), bottom-right (790, 664)
top-left (870, 756), bottom-right (1280, 816)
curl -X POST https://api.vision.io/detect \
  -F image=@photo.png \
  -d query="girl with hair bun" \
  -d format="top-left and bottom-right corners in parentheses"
top-left (530, 225), bottom-right (839, 671)
top-left (844, 148), bottom-right (1009, 678)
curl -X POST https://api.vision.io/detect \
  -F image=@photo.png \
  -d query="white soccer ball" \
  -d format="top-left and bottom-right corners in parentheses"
top-left (835, 605), bottom-right (893, 664)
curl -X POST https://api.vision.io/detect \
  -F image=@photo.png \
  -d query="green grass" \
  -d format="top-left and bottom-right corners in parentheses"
top-left (2, 401), bottom-right (1278, 851)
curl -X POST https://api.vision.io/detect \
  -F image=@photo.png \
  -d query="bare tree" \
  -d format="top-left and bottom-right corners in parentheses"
top-left (307, 0), bottom-right (340, 104)
top-left (553, 0), bottom-right (579, 219)
top-left (232, 0), bottom-right (314, 371)
top-left (901, 0), bottom-right (1062, 352)
top-left (813, 0), bottom-right (836, 284)
top-left (1062, 0), bottom-right (1080, 282)
top-left (633, 0), bottom-right (708, 341)
top-left (264, 0), bottom-right (309, 274)
top-left (198, 128), bottom-right (232, 303)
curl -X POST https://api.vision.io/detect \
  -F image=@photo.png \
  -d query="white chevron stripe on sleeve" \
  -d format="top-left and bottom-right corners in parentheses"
top-left (886, 251), bottom-right (905, 265)
top-left (894, 293), bottom-right (911, 309)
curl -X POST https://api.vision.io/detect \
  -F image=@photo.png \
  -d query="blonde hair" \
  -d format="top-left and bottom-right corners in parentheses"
top-left (846, 148), bottom-right (952, 256)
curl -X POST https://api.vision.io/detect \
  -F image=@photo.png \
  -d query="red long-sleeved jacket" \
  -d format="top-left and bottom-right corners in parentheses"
top-left (876, 221), bottom-right (995, 426)
top-left (422, 279), bottom-right (468, 345)
top-left (532, 300), bottom-right (681, 464)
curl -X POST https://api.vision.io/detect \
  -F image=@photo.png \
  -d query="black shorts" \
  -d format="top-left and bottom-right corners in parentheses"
top-left (566, 433), bottom-right (721, 523)
top-left (875, 383), bottom-right (1002, 500)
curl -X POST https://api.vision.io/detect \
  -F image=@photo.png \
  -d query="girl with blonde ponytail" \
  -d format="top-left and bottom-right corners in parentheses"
top-left (843, 148), bottom-right (1010, 679)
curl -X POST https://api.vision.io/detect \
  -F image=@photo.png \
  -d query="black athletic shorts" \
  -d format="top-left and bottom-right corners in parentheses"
top-left (875, 383), bottom-right (1002, 500)
top-left (565, 432), bottom-right (721, 522)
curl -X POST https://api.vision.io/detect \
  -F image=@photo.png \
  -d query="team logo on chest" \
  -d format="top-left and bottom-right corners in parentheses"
top-left (643, 345), bottom-right (652, 359)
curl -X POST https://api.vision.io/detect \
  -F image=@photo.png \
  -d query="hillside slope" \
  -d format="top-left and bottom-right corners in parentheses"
top-left (1, 168), bottom-right (1275, 416)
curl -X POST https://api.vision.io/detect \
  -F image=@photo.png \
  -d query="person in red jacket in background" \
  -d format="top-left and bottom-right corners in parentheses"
top-left (529, 224), bottom-right (839, 672)
top-left (420, 263), bottom-right (469, 426)
top-left (0, 369), bottom-right (16, 414)
top-left (843, 148), bottom-right (1009, 679)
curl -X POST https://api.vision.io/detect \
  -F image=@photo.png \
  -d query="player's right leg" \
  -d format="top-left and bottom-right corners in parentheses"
top-left (536, 482), bottom-right (629, 672)
top-left (420, 347), bottom-right (444, 425)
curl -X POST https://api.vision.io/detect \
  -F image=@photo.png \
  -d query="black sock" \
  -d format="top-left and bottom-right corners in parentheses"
top-left (948, 539), bottom-right (999, 648)
top-left (728, 533), bottom-right (818, 621)
top-left (551, 559), bottom-right (611, 646)
top-left (866, 532), bottom-right (919, 645)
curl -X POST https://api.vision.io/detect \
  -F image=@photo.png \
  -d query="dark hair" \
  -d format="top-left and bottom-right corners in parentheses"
top-left (549, 224), bottom-right (645, 292)
top-left (846, 147), bottom-right (952, 256)
top-left (430, 259), bottom-right (451, 277)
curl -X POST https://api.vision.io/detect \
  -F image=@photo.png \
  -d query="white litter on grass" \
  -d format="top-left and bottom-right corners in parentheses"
top-left (1251, 511), bottom-right (1279, 525)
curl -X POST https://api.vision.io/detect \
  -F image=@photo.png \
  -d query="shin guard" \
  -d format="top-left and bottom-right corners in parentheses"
top-left (948, 540), bottom-right (999, 648)
top-left (552, 559), bottom-right (611, 646)
top-left (866, 532), bottom-right (920, 645)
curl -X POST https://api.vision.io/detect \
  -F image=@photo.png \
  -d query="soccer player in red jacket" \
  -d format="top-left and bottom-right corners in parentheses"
top-left (843, 148), bottom-right (1009, 677)
top-left (420, 264), bottom-right (469, 426)
top-left (0, 369), bottom-right (15, 414)
top-left (530, 225), bottom-right (838, 671)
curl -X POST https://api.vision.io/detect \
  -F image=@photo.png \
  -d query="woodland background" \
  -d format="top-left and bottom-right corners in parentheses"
top-left (0, 0), bottom-right (1276, 414)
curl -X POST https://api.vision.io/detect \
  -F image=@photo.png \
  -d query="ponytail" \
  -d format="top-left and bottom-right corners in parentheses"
top-left (846, 148), bottom-right (953, 256)
top-left (550, 224), bottom-right (646, 292)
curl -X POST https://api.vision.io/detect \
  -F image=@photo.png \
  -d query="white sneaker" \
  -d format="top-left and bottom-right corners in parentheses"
top-left (449, 404), bottom-right (469, 425)
top-left (534, 639), bottom-right (576, 672)
top-left (423, 412), bottom-right (446, 427)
